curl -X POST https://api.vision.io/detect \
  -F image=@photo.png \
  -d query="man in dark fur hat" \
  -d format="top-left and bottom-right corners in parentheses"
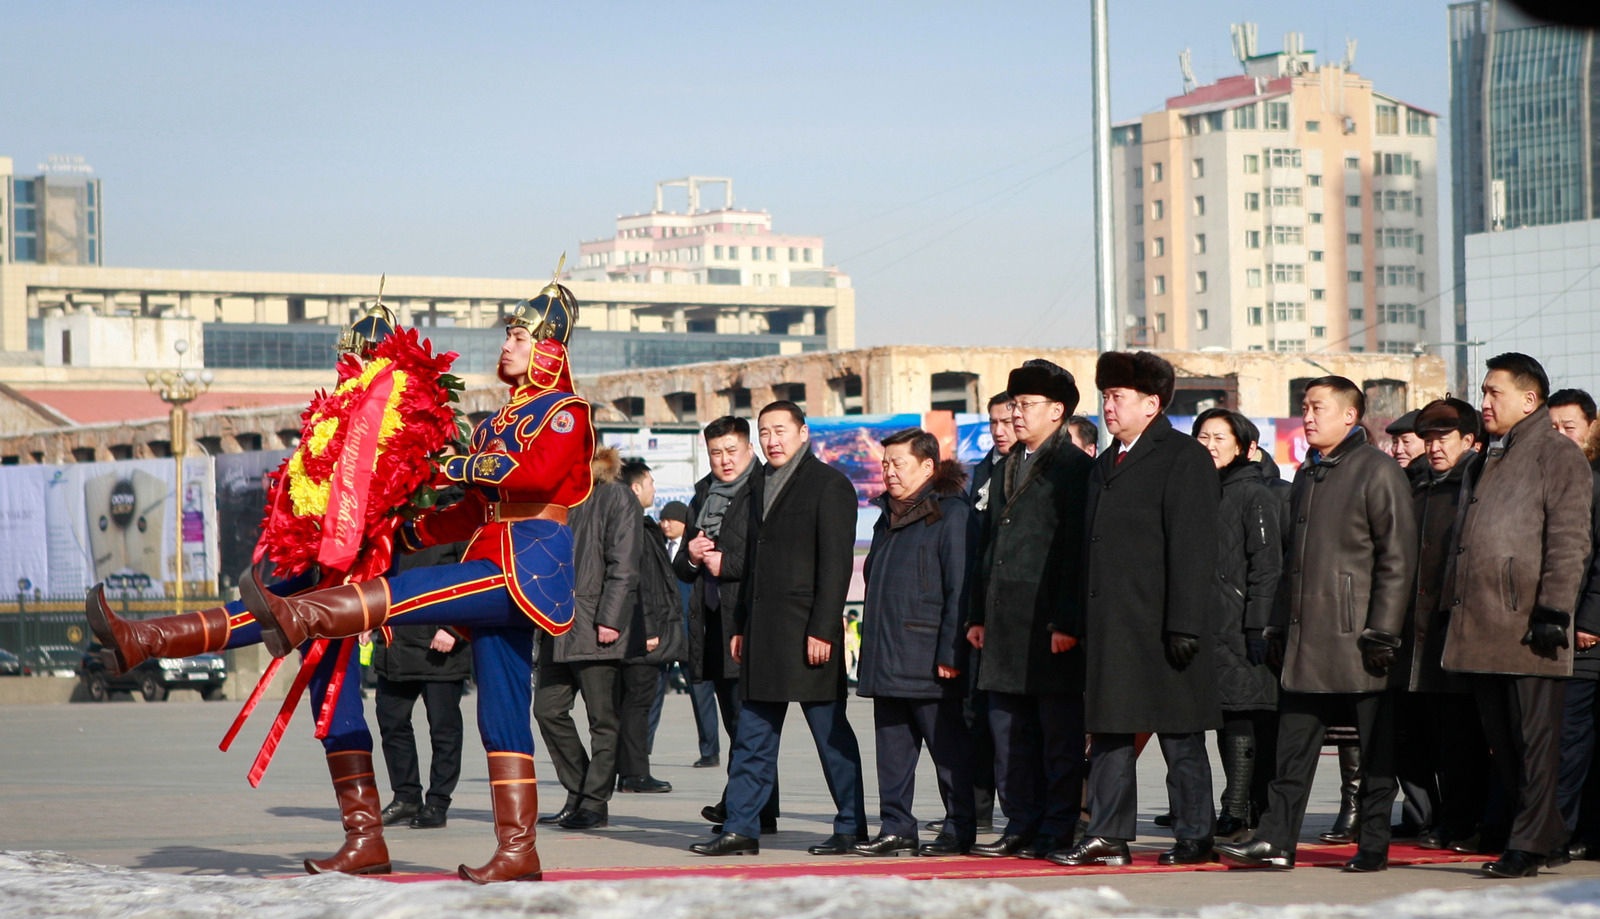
top-left (967, 359), bottom-right (1095, 859)
top-left (1052, 351), bottom-right (1222, 868)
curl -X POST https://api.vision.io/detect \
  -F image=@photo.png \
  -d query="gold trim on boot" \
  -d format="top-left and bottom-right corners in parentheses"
top-left (459, 752), bottom-right (543, 883)
top-left (85, 584), bottom-right (231, 675)
top-left (241, 569), bottom-right (389, 658)
top-left (305, 750), bottom-right (392, 876)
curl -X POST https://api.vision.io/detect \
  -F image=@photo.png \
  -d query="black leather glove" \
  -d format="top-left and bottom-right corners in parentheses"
top-left (1523, 607), bottom-right (1572, 657)
top-left (1164, 632), bottom-right (1200, 671)
top-left (1265, 632), bottom-right (1286, 671)
top-left (1358, 637), bottom-right (1397, 676)
top-left (1245, 630), bottom-right (1268, 667)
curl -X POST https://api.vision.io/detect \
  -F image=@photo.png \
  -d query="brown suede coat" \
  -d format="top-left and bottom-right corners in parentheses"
top-left (1442, 406), bottom-right (1592, 677)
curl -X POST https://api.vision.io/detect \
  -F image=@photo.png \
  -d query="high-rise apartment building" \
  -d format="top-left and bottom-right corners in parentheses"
top-left (1111, 28), bottom-right (1438, 355)
top-left (1449, 1), bottom-right (1599, 387)
top-left (0, 156), bottom-right (103, 266)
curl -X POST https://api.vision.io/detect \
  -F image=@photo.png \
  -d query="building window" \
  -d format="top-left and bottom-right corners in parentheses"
top-left (1269, 148), bottom-right (1302, 168)
top-left (804, 248), bottom-right (813, 262)
top-left (1246, 268), bottom-right (1263, 288)
top-left (1133, 205), bottom-right (1143, 225)
top-left (1153, 275), bottom-right (1167, 296)
top-left (1377, 152), bottom-right (1418, 176)
top-left (1244, 230), bottom-right (1261, 249)
top-left (1244, 192), bottom-right (1260, 211)
top-left (1151, 162), bottom-right (1164, 182)
top-left (1344, 156), bottom-right (1361, 170)
top-left (1196, 271), bottom-right (1208, 293)
top-left (729, 246), bottom-right (740, 259)
top-left (1194, 233), bottom-right (1206, 254)
top-left (1381, 302), bottom-right (1419, 325)
top-left (1374, 103), bottom-right (1399, 135)
top-left (1309, 212), bottom-right (1323, 224)
top-left (1273, 301), bottom-right (1304, 325)
top-left (1192, 158), bottom-right (1205, 178)
top-left (1193, 196), bottom-right (1205, 216)
top-left (1310, 250), bottom-right (1324, 262)
top-left (1348, 270), bottom-right (1363, 282)
top-left (1306, 120), bottom-right (1321, 132)
top-left (1133, 278), bottom-right (1145, 299)
top-left (1265, 101), bottom-right (1290, 130)
top-left (1134, 241), bottom-right (1145, 261)
top-left (1270, 225), bottom-right (1303, 245)
top-left (1152, 200), bottom-right (1164, 220)
top-left (1248, 306), bottom-right (1264, 325)
top-left (1243, 153), bottom-right (1259, 173)
top-left (789, 247), bottom-right (798, 260)
top-left (1311, 325), bottom-right (1326, 337)
top-left (1153, 237), bottom-right (1165, 257)
top-left (1269, 187), bottom-right (1303, 207)
top-left (1155, 313), bottom-right (1168, 333)
top-left (1197, 309), bottom-right (1210, 330)
top-left (1271, 339), bottom-right (1307, 352)
top-left (1346, 195), bottom-right (1361, 207)
top-left (752, 247), bottom-right (762, 261)
top-left (1308, 174), bottom-right (1323, 186)
top-left (1312, 288), bottom-right (1326, 300)
top-left (1406, 109), bottom-right (1432, 136)
top-left (1270, 264), bottom-right (1306, 284)
top-left (1234, 105), bottom-right (1257, 130)
top-left (1350, 307), bottom-right (1364, 320)
top-left (1346, 232), bottom-right (1362, 244)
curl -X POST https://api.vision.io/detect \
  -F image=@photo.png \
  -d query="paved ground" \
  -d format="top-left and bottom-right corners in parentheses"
top-left (2, 691), bottom-right (1596, 911)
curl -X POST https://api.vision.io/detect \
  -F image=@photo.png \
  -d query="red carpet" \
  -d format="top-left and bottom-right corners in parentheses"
top-left (375, 842), bottom-right (1482, 883)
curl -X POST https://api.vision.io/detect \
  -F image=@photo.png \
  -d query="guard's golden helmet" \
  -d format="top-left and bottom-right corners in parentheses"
top-left (507, 280), bottom-right (578, 346)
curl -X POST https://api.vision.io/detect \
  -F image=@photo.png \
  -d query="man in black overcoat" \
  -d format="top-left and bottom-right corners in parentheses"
top-left (967, 360), bottom-right (1094, 859)
top-left (690, 401), bottom-right (865, 856)
top-left (1051, 351), bottom-right (1222, 868)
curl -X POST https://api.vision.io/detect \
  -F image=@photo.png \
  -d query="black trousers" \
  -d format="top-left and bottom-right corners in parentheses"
top-left (1258, 691), bottom-right (1396, 853)
top-left (533, 659), bottom-right (621, 809)
top-left (873, 696), bottom-right (977, 841)
top-left (1558, 677), bottom-right (1600, 840)
top-left (988, 691), bottom-right (1085, 840)
top-left (962, 650), bottom-right (996, 823)
top-left (1475, 674), bottom-right (1567, 854)
top-left (709, 676), bottom-right (779, 821)
top-left (616, 661), bottom-right (659, 778)
top-left (1087, 731), bottom-right (1214, 841)
top-left (374, 677), bottom-right (465, 808)
top-left (1395, 690), bottom-right (1490, 842)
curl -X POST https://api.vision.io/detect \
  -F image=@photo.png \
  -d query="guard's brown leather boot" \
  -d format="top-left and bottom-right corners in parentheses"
top-left (305, 750), bottom-right (391, 876)
top-left (459, 752), bottom-right (543, 883)
top-left (85, 583), bottom-right (231, 674)
top-left (241, 569), bottom-right (388, 658)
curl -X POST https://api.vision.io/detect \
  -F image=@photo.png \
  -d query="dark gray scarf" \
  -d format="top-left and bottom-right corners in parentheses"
top-left (696, 456), bottom-right (756, 539)
top-left (762, 446), bottom-right (806, 518)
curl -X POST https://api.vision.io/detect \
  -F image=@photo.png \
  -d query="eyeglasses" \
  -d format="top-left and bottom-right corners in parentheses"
top-left (1006, 399), bottom-right (1056, 412)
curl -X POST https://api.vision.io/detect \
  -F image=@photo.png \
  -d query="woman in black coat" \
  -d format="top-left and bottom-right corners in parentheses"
top-left (1193, 408), bottom-right (1281, 838)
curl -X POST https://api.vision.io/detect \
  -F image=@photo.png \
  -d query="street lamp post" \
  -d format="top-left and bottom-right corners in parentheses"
top-left (146, 340), bottom-right (212, 611)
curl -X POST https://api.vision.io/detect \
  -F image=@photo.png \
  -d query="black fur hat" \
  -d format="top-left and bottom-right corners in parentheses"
top-left (1095, 351), bottom-right (1176, 408)
top-left (1006, 359), bottom-right (1079, 415)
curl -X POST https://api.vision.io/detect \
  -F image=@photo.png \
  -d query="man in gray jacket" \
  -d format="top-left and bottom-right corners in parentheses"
top-left (1443, 353), bottom-right (1593, 877)
top-left (1218, 376), bottom-right (1417, 873)
top-left (533, 446), bottom-right (638, 831)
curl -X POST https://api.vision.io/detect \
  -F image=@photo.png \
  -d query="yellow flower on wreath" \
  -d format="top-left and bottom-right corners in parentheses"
top-left (284, 357), bottom-right (411, 519)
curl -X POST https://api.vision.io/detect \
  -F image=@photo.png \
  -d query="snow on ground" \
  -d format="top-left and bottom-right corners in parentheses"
top-left (4, 851), bottom-right (1600, 919)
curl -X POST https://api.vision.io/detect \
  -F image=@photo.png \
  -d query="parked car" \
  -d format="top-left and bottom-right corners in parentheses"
top-left (23, 644), bottom-right (83, 678)
top-left (0, 647), bottom-right (27, 676)
top-left (80, 643), bottom-right (228, 702)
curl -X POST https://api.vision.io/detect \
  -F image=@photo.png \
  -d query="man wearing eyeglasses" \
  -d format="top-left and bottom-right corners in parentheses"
top-left (966, 359), bottom-right (1094, 860)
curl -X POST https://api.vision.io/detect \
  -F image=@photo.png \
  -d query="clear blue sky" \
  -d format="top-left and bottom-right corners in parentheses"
top-left (1, 1), bottom-right (1453, 348)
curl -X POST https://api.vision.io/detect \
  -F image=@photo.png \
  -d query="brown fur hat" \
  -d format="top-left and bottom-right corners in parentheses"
top-left (1095, 351), bottom-right (1175, 408)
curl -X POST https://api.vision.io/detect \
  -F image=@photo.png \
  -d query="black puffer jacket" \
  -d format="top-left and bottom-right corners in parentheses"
top-left (1212, 460), bottom-right (1280, 711)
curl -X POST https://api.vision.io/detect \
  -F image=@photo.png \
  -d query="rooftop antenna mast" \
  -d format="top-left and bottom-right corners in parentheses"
top-left (1179, 49), bottom-right (1197, 94)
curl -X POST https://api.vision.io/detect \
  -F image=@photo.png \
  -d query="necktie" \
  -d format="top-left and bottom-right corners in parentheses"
top-left (1115, 449), bottom-right (1127, 466)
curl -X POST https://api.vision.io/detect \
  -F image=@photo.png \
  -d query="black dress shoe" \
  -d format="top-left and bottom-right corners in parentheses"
top-left (1546, 847), bottom-right (1572, 868)
top-left (1158, 837), bottom-right (1215, 865)
top-left (693, 755), bottom-right (720, 768)
top-left (926, 817), bottom-right (993, 834)
top-left (852, 834), bottom-right (918, 856)
top-left (1343, 849), bottom-right (1388, 872)
top-left (1153, 812), bottom-right (1174, 828)
top-left (970, 834), bottom-right (1032, 858)
top-left (702, 803), bottom-right (727, 824)
top-left (1415, 830), bottom-right (1446, 850)
top-left (918, 834), bottom-right (970, 856)
top-left (1215, 838), bottom-right (1295, 869)
top-left (1483, 849), bottom-right (1542, 878)
top-left (1017, 835), bottom-right (1061, 860)
top-left (410, 803), bottom-right (448, 829)
top-left (539, 803), bottom-right (578, 826)
top-left (380, 799), bottom-right (420, 826)
top-left (690, 832), bottom-right (760, 856)
top-left (711, 819), bottom-right (778, 835)
top-left (558, 806), bottom-right (608, 830)
top-left (808, 832), bottom-right (868, 855)
top-left (1215, 814), bottom-right (1248, 839)
top-left (1448, 832), bottom-right (1484, 854)
top-left (618, 775), bottom-right (673, 794)
top-left (1047, 836), bottom-right (1132, 867)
